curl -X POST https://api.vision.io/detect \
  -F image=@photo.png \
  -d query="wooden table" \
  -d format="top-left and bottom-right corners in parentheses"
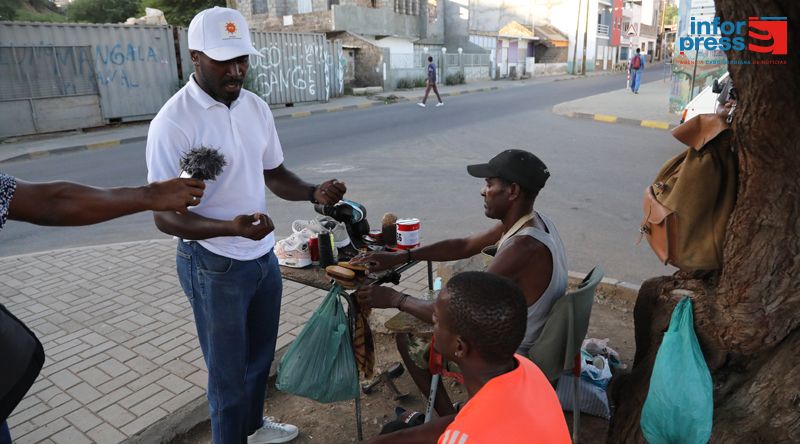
top-left (279, 260), bottom-right (434, 441)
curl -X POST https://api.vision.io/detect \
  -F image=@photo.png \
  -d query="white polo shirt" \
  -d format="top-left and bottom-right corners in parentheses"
top-left (146, 75), bottom-right (284, 260)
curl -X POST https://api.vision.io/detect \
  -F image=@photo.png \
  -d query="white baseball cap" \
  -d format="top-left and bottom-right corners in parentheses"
top-left (188, 7), bottom-right (260, 61)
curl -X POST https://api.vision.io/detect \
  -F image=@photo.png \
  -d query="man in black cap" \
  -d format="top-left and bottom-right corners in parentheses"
top-left (352, 149), bottom-right (568, 416)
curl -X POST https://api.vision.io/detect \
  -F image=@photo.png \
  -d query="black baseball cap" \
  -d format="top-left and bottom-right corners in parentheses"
top-left (467, 149), bottom-right (550, 193)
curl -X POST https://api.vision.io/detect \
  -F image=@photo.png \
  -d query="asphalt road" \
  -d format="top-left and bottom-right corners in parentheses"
top-left (0, 74), bottom-right (679, 283)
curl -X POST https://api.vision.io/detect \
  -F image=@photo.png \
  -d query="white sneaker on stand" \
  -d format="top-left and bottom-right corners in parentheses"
top-left (274, 234), bottom-right (312, 268)
top-left (247, 417), bottom-right (299, 443)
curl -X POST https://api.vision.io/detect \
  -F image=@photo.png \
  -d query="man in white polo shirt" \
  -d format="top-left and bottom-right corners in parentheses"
top-left (146, 7), bottom-right (346, 444)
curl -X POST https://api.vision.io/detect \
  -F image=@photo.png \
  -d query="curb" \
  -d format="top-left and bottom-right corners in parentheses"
top-left (557, 110), bottom-right (677, 131)
top-left (272, 86), bottom-right (501, 121)
top-left (0, 135), bottom-right (147, 164)
top-left (567, 270), bottom-right (640, 305)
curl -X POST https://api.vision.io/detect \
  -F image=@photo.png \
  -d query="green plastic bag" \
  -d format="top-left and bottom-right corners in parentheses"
top-left (641, 297), bottom-right (713, 444)
top-left (276, 284), bottom-right (359, 403)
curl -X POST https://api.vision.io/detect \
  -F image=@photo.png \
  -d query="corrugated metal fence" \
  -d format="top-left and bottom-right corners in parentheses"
top-left (176, 30), bottom-right (344, 105)
top-left (1, 22), bottom-right (343, 138)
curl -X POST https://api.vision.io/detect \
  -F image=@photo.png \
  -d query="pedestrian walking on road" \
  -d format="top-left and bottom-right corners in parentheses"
top-left (0, 173), bottom-right (204, 444)
top-left (629, 48), bottom-right (645, 94)
top-left (418, 56), bottom-right (444, 108)
top-left (146, 7), bottom-right (347, 444)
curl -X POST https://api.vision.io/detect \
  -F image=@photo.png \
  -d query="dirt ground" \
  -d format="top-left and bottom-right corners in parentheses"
top-left (172, 290), bottom-right (635, 444)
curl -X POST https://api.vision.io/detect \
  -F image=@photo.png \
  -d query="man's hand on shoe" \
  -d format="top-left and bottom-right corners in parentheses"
top-left (313, 179), bottom-right (347, 205)
top-left (350, 251), bottom-right (405, 271)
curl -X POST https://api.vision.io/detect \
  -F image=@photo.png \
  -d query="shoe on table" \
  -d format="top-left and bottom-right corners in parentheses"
top-left (248, 417), bottom-right (299, 444)
top-left (417, 102), bottom-right (426, 107)
top-left (436, 102), bottom-right (444, 107)
top-left (275, 234), bottom-right (312, 268)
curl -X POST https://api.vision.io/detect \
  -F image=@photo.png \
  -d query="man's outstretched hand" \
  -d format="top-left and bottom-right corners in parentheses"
top-left (147, 178), bottom-right (205, 213)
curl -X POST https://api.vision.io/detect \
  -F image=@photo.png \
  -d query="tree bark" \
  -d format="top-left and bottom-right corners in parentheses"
top-left (608, 1), bottom-right (800, 442)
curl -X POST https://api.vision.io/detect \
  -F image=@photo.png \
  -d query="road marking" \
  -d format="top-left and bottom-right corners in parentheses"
top-left (327, 107), bottom-right (343, 113)
top-left (640, 120), bottom-right (670, 129)
top-left (356, 103), bottom-right (372, 109)
top-left (86, 140), bottom-right (120, 150)
top-left (593, 114), bottom-right (618, 123)
top-left (291, 111), bottom-right (311, 118)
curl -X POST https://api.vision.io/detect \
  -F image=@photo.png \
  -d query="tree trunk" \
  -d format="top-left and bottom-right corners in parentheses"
top-left (608, 1), bottom-right (800, 442)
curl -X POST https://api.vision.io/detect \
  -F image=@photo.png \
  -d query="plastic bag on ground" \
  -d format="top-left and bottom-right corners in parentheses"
top-left (276, 284), bottom-right (359, 403)
top-left (640, 297), bottom-right (713, 444)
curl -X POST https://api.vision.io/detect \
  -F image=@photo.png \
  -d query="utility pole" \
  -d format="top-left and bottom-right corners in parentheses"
top-left (572, 0), bottom-right (583, 75)
top-left (657, 0), bottom-right (667, 60)
top-left (580, 0), bottom-right (591, 75)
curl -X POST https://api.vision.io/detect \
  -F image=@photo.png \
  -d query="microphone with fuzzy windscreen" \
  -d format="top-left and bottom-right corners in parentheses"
top-left (179, 147), bottom-right (227, 181)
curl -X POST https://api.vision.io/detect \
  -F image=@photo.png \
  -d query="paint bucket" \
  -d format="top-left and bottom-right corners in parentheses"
top-left (396, 218), bottom-right (420, 250)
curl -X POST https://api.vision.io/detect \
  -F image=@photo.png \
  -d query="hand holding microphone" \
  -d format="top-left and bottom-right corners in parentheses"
top-left (179, 147), bottom-right (227, 210)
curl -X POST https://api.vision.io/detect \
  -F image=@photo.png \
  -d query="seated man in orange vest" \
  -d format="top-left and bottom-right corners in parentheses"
top-left (364, 271), bottom-right (570, 444)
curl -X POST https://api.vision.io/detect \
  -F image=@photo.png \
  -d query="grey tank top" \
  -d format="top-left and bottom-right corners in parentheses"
top-left (497, 213), bottom-right (568, 355)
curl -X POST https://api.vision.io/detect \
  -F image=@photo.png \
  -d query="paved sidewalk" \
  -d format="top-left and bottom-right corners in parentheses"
top-left (1, 239), bottom-right (432, 443)
top-left (0, 71), bottom-right (618, 164)
top-left (552, 74), bottom-right (680, 131)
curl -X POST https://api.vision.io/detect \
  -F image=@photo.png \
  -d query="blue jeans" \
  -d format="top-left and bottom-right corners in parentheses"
top-left (0, 421), bottom-right (11, 444)
top-left (177, 241), bottom-right (283, 444)
top-left (631, 69), bottom-right (642, 92)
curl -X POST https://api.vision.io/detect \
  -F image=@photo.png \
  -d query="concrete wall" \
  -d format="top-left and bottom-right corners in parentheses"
top-left (468, 0), bottom-right (534, 34)
top-left (247, 10), bottom-right (334, 33)
top-left (336, 33), bottom-right (386, 87)
top-left (331, 5), bottom-right (420, 38)
top-left (362, 36), bottom-right (415, 54)
top-left (417, 0), bottom-right (445, 45)
top-left (443, 0), bottom-right (469, 49)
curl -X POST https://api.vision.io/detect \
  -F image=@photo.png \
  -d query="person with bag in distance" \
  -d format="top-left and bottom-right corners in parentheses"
top-left (640, 78), bottom-right (738, 271)
top-left (146, 7), bottom-right (347, 444)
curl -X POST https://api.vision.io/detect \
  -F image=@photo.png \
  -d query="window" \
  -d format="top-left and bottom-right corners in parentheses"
top-left (253, 0), bottom-right (268, 15)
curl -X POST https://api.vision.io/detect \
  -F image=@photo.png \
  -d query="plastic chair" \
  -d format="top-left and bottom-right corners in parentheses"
top-left (528, 266), bottom-right (604, 443)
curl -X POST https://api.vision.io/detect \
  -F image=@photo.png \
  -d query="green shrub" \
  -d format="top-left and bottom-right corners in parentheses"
top-left (396, 77), bottom-right (426, 89)
top-left (413, 77), bottom-right (427, 88)
top-left (445, 71), bottom-right (466, 85)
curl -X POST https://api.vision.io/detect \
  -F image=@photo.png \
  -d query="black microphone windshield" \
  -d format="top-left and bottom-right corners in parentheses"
top-left (180, 147), bottom-right (227, 181)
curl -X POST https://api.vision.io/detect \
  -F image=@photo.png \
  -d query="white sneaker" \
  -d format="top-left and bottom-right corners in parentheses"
top-left (436, 102), bottom-right (444, 107)
top-left (275, 234), bottom-right (312, 268)
top-left (248, 417), bottom-right (299, 443)
top-left (417, 102), bottom-right (426, 107)
top-left (292, 216), bottom-right (351, 248)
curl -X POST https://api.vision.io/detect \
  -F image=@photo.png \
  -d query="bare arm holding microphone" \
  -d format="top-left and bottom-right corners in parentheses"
top-left (8, 177), bottom-right (204, 226)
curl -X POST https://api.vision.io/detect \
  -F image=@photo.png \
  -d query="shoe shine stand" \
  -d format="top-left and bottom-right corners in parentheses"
top-left (279, 259), bottom-right (434, 441)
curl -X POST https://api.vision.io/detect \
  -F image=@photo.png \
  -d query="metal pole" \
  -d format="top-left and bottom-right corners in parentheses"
top-left (688, 49), bottom-right (700, 100)
top-left (571, 0), bottom-right (582, 74)
top-left (581, 0), bottom-right (590, 75)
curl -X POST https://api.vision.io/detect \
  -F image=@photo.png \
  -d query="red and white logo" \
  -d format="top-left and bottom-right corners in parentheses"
top-left (748, 16), bottom-right (787, 55)
top-left (220, 21), bottom-right (242, 40)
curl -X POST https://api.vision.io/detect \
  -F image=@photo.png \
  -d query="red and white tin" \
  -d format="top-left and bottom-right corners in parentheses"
top-left (396, 218), bottom-right (420, 250)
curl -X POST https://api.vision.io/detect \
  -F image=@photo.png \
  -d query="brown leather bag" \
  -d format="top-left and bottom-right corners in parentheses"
top-left (639, 114), bottom-right (738, 270)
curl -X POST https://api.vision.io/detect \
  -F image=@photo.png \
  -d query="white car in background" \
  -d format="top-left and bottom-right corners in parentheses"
top-left (680, 72), bottom-right (730, 123)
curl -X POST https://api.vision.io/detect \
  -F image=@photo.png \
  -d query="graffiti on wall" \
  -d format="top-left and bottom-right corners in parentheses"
top-left (250, 42), bottom-right (326, 100)
top-left (248, 40), bottom-right (346, 103)
top-left (93, 43), bottom-right (165, 89)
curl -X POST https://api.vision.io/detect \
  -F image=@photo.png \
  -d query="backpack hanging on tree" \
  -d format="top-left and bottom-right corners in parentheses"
top-left (639, 114), bottom-right (738, 270)
top-left (631, 55), bottom-right (641, 69)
